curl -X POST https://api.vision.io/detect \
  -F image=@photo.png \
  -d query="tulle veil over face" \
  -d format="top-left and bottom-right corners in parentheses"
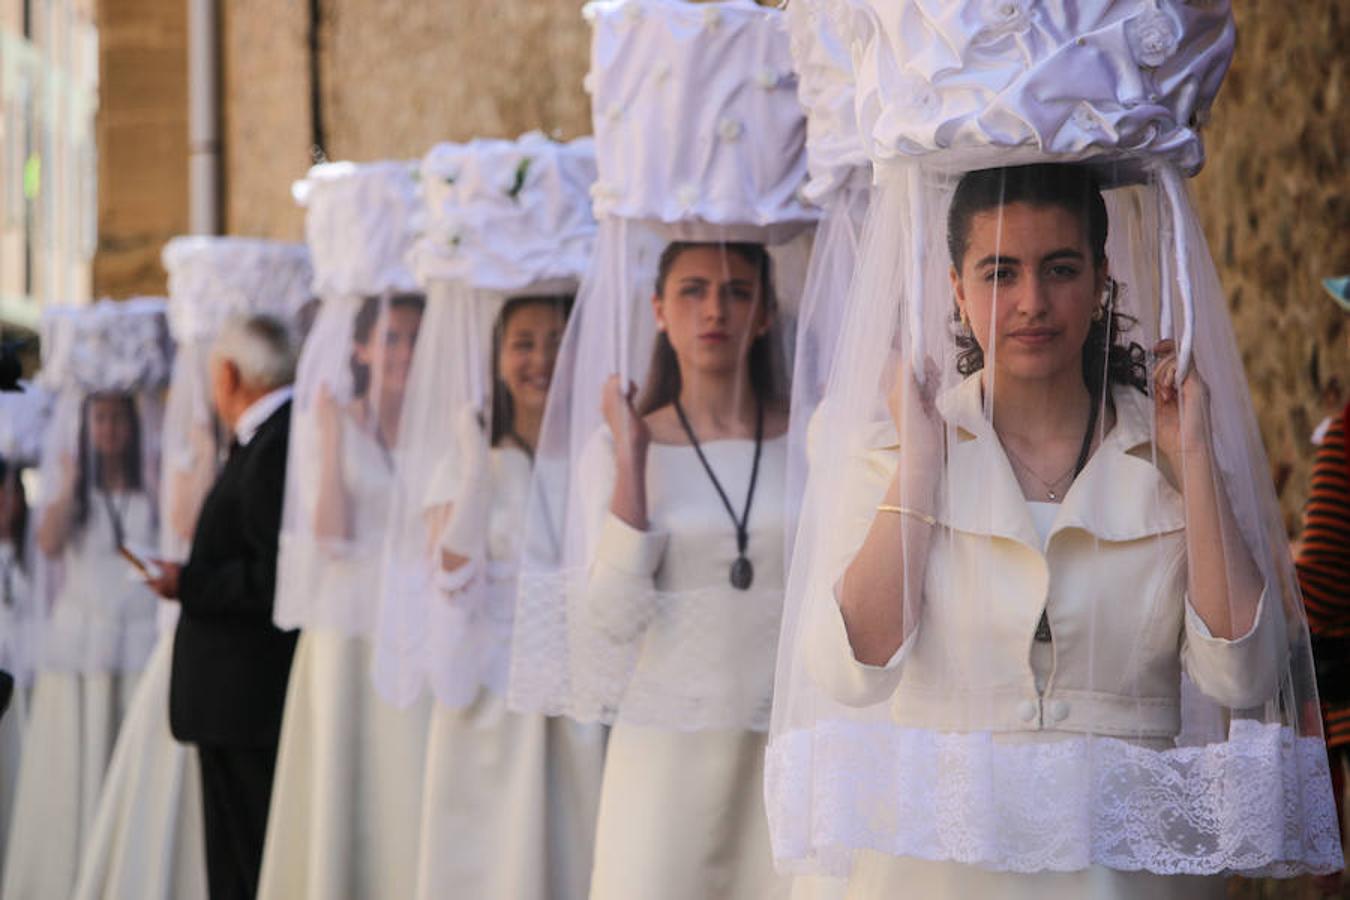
top-left (765, 0), bottom-right (1341, 881)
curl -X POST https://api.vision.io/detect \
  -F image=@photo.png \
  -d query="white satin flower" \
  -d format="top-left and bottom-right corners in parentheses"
top-left (753, 67), bottom-right (780, 90)
top-left (1126, 6), bottom-right (1181, 68)
top-left (974, 0), bottom-right (1034, 42)
top-left (675, 183), bottom-right (699, 209)
top-left (702, 6), bottom-right (723, 30)
top-left (717, 117), bottom-right (744, 142)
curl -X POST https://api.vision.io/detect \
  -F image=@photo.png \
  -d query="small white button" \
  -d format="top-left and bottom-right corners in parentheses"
top-left (1017, 700), bottom-right (1038, 723)
top-left (1049, 700), bottom-right (1070, 722)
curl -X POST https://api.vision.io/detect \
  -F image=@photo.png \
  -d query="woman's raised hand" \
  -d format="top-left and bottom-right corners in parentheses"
top-left (601, 374), bottom-right (649, 463)
top-left (1151, 339), bottom-right (1212, 472)
top-left (886, 354), bottom-right (945, 484)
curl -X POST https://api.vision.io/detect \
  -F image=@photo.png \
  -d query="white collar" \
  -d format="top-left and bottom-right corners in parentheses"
top-left (234, 386), bottom-right (293, 447)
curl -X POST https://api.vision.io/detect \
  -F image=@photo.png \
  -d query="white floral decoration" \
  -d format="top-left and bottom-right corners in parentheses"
top-left (652, 61), bottom-right (673, 84)
top-left (605, 102), bottom-right (624, 125)
top-left (753, 66), bottom-right (780, 90)
top-left (41, 300), bottom-right (172, 394)
top-left (675, 183), bottom-right (699, 209)
top-left (974, 0), bottom-right (1035, 43)
top-left (702, 6), bottom-right (723, 30)
top-left (717, 117), bottom-right (745, 142)
top-left (1070, 102), bottom-right (1103, 133)
top-left (622, 2), bottom-right (644, 25)
top-left (1126, 5), bottom-right (1181, 68)
top-left (897, 73), bottom-right (940, 113)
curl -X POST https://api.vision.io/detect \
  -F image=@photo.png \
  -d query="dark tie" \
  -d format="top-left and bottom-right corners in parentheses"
top-left (227, 438), bottom-right (243, 462)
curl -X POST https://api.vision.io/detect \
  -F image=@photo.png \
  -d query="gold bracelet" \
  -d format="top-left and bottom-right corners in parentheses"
top-left (876, 504), bottom-right (937, 527)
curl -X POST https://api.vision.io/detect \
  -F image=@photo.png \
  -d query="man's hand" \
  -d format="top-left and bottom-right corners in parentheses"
top-left (147, 561), bottom-right (183, 600)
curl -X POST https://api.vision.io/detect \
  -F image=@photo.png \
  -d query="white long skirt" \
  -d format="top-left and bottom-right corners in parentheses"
top-left (589, 724), bottom-right (791, 900)
top-left (2, 670), bottom-right (138, 900)
top-left (0, 684), bottom-right (27, 886)
top-left (415, 692), bottom-right (605, 900)
top-left (257, 630), bottom-right (430, 900)
top-left (71, 635), bottom-right (208, 900)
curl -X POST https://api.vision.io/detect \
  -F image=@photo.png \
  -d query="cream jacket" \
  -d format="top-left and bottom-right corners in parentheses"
top-left (809, 375), bottom-right (1287, 739)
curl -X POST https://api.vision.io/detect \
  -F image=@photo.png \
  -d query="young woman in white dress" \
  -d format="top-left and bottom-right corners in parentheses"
top-left (5, 392), bottom-right (159, 899)
top-left (414, 294), bottom-right (604, 900)
top-left (0, 461), bottom-right (33, 888)
top-left (785, 163), bottom-right (1299, 898)
top-left (258, 291), bottom-right (432, 900)
top-left (585, 241), bottom-right (792, 899)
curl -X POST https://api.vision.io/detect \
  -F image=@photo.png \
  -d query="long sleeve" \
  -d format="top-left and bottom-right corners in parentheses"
top-left (805, 417), bottom-right (915, 707)
top-left (178, 436), bottom-right (286, 623)
top-left (580, 428), bottom-right (669, 644)
top-left (1297, 412), bottom-right (1350, 636)
top-left (1182, 582), bottom-right (1287, 711)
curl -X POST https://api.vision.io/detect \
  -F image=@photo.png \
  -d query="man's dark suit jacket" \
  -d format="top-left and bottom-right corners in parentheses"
top-left (170, 401), bottom-right (298, 748)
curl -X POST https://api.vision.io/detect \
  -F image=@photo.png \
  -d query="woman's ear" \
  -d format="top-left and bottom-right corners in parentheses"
top-left (949, 266), bottom-right (966, 320)
top-left (651, 292), bottom-right (666, 333)
top-left (756, 298), bottom-right (776, 339)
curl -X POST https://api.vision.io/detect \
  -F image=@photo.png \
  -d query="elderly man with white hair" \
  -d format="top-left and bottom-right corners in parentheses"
top-left (149, 313), bottom-right (299, 900)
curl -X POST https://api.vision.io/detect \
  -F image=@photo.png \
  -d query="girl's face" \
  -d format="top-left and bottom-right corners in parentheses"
top-left (499, 302), bottom-right (567, 417)
top-left (356, 305), bottom-right (423, 399)
top-left (952, 201), bottom-right (1106, 386)
top-left (87, 395), bottom-right (134, 458)
top-left (653, 246), bottom-right (771, 380)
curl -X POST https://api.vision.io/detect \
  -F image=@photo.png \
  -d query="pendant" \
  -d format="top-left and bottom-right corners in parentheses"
top-left (730, 556), bottom-right (754, 591)
top-left (1047, 490), bottom-right (1057, 501)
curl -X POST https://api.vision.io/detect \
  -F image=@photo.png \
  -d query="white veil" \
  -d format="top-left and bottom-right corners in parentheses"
top-left (371, 134), bottom-right (598, 709)
top-left (160, 237), bottom-right (312, 564)
top-left (32, 299), bottom-right (170, 675)
top-left (273, 161), bottom-right (424, 637)
top-left (509, 0), bottom-right (818, 731)
top-left (766, 0), bottom-right (1340, 879)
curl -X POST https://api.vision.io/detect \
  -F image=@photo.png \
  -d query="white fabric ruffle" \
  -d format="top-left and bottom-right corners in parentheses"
top-left (294, 160), bottom-right (422, 298)
top-left (163, 237), bottom-right (313, 342)
top-left (786, 0), bottom-right (869, 205)
top-left (838, 0), bottom-right (1234, 178)
top-left (411, 134), bottom-right (597, 292)
top-left (584, 0), bottom-right (818, 239)
top-left (38, 299), bottom-right (172, 394)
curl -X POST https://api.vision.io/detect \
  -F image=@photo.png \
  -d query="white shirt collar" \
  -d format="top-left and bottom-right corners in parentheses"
top-left (234, 386), bottom-right (293, 447)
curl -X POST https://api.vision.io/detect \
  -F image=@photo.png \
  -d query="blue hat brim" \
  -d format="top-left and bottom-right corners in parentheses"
top-left (1324, 277), bottom-right (1350, 313)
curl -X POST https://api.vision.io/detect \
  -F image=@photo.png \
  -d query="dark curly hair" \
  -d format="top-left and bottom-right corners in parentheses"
top-left (947, 163), bottom-right (1148, 395)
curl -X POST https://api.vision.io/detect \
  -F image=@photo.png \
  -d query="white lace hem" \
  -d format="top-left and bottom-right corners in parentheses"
top-left (765, 719), bottom-right (1342, 878)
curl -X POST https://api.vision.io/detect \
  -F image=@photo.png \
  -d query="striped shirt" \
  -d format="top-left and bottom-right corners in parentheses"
top-left (1296, 408), bottom-right (1350, 746)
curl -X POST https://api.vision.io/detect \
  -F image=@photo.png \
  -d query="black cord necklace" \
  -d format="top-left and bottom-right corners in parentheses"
top-left (101, 488), bottom-right (130, 551)
top-left (672, 396), bottom-right (764, 591)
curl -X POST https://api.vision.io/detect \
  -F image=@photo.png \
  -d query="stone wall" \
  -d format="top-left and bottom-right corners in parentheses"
top-left (219, 0), bottom-right (312, 241)
top-left (1193, 0), bottom-right (1348, 528)
top-left (97, 0), bottom-right (1347, 526)
top-left (92, 0), bottom-right (188, 298)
